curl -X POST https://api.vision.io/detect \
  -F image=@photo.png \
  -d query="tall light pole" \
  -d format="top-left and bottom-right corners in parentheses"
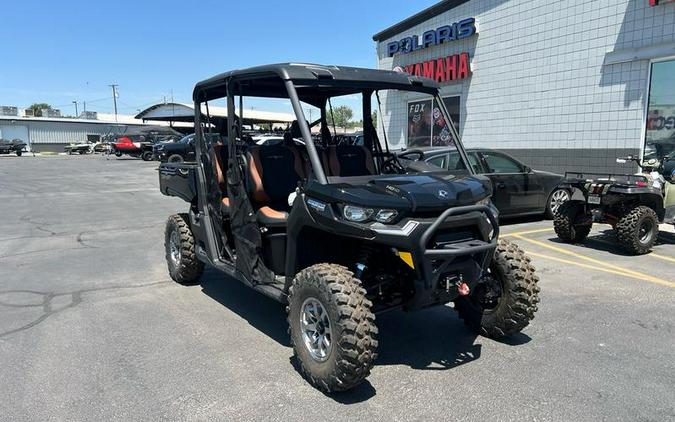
top-left (109, 84), bottom-right (118, 122)
top-left (72, 101), bottom-right (78, 117)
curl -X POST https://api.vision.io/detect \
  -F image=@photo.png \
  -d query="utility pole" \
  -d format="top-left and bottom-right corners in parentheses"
top-left (83, 101), bottom-right (86, 113)
top-left (109, 84), bottom-right (118, 122)
top-left (72, 101), bottom-right (78, 117)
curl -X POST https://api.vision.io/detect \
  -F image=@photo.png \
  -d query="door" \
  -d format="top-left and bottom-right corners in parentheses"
top-left (478, 151), bottom-right (542, 215)
top-left (0, 125), bottom-right (29, 151)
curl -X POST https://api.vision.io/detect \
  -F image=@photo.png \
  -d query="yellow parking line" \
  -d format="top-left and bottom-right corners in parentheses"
top-left (650, 253), bottom-right (675, 264)
top-left (526, 252), bottom-right (675, 288)
top-left (512, 234), bottom-right (674, 287)
top-left (502, 228), bottom-right (553, 237)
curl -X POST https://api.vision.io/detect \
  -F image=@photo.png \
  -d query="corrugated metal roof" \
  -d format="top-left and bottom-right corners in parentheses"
top-left (135, 102), bottom-right (295, 123)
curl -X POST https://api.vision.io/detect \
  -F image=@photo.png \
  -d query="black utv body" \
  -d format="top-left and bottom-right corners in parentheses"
top-left (159, 64), bottom-right (540, 392)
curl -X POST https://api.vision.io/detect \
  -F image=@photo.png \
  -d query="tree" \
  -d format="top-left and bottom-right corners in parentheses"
top-left (27, 103), bottom-right (52, 117)
top-left (328, 105), bottom-right (353, 131)
top-left (371, 111), bottom-right (378, 128)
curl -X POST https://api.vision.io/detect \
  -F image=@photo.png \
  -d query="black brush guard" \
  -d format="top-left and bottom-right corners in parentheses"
top-left (407, 204), bottom-right (499, 309)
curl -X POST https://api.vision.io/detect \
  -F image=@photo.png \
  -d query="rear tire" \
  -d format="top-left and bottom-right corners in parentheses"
top-left (554, 200), bottom-right (591, 243)
top-left (114, 151), bottom-right (122, 157)
top-left (167, 154), bottom-right (184, 163)
top-left (616, 206), bottom-right (659, 255)
top-left (15, 150), bottom-right (22, 157)
top-left (454, 239), bottom-right (540, 338)
top-left (287, 263), bottom-right (378, 392)
top-left (141, 150), bottom-right (153, 161)
top-left (164, 214), bottom-right (204, 284)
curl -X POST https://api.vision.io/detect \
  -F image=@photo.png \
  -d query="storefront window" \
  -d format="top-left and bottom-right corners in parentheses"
top-left (644, 59), bottom-right (675, 162)
top-left (407, 96), bottom-right (460, 147)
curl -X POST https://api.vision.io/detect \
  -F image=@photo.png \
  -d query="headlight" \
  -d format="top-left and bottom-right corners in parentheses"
top-left (342, 205), bottom-right (398, 224)
top-left (374, 209), bottom-right (398, 223)
top-left (343, 205), bottom-right (374, 222)
top-left (476, 197), bottom-right (491, 206)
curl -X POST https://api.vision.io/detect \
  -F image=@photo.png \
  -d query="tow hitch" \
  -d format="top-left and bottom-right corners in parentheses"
top-left (443, 275), bottom-right (471, 296)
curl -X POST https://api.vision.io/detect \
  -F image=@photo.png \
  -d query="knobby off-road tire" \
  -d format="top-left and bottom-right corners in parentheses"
top-left (164, 213), bottom-right (204, 284)
top-left (287, 263), bottom-right (378, 392)
top-left (114, 150), bottom-right (122, 157)
top-left (15, 150), bottom-right (22, 157)
top-left (616, 206), bottom-right (659, 255)
top-left (554, 200), bottom-right (592, 243)
top-left (454, 239), bottom-right (540, 338)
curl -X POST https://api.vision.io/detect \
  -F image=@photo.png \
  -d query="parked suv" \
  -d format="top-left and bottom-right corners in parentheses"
top-left (158, 64), bottom-right (540, 392)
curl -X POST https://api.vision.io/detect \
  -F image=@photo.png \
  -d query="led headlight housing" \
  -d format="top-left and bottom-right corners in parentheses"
top-left (341, 205), bottom-right (398, 224)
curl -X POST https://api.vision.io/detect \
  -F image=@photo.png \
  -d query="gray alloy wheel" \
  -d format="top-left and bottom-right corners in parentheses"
top-left (300, 297), bottom-right (332, 362)
top-left (547, 188), bottom-right (571, 218)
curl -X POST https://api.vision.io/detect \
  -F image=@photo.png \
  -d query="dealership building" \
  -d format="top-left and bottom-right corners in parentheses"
top-left (374, 0), bottom-right (675, 174)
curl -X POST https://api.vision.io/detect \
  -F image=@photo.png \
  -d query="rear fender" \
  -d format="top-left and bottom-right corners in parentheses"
top-left (159, 163), bottom-right (197, 203)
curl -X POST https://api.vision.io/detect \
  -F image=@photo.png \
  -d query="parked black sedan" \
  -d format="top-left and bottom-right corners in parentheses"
top-left (401, 147), bottom-right (570, 218)
top-left (153, 133), bottom-right (223, 163)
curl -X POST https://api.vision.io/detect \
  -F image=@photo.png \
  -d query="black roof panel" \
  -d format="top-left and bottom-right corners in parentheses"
top-left (193, 63), bottom-right (439, 103)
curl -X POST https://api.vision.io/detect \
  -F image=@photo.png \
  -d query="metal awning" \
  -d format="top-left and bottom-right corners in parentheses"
top-left (134, 102), bottom-right (295, 124)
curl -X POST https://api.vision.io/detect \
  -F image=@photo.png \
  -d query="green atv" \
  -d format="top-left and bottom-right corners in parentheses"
top-left (554, 151), bottom-right (674, 255)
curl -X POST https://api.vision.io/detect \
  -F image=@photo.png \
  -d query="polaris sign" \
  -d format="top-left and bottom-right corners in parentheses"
top-left (387, 18), bottom-right (477, 57)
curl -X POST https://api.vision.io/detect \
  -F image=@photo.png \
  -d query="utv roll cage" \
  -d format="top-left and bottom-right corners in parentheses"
top-left (192, 63), bottom-right (474, 185)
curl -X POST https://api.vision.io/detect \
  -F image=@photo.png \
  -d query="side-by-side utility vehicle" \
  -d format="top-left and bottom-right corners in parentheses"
top-left (158, 64), bottom-right (540, 392)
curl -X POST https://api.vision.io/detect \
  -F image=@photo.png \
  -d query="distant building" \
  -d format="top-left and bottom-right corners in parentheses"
top-left (0, 107), bottom-right (186, 153)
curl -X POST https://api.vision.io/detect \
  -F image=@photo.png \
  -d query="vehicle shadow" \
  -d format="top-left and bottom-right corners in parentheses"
top-left (198, 267), bottom-right (531, 403)
top-left (199, 267), bottom-right (289, 346)
top-left (548, 227), bottom-right (674, 256)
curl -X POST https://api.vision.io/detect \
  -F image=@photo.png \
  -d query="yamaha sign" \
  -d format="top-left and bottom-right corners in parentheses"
top-left (388, 18), bottom-right (476, 83)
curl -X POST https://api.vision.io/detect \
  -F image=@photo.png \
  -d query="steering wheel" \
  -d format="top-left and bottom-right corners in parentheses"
top-left (397, 149), bottom-right (425, 161)
top-left (373, 152), bottom-right (406, 174)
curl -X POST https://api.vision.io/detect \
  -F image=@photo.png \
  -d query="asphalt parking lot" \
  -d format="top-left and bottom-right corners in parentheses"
top-left (1, 155), bottom-right (673, 421)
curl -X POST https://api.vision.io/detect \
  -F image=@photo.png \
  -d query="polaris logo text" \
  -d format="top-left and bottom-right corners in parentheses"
top-left (387, 18), bottom-right (476, 57)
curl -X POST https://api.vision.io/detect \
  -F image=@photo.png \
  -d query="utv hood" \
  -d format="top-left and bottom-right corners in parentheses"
top-left (316, 174), bottom-right (491, 212)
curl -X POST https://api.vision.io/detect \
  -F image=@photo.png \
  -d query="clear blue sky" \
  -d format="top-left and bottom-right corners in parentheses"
top-left (0, 0), bottom-right (434, 118)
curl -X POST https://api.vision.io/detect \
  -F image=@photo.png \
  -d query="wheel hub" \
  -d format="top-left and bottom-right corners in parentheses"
top-left (169, 230), bottom-right (181, 266)
top-left (550, 190), bottom-right (570, 214)
top-left (300, 298), bottom-right (332, 362)
top-left (639, 220), bottom-right (653, 243)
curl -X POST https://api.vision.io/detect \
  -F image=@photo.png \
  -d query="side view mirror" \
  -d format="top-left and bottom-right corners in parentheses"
top-left (523, 165), bottom-right (532, 173)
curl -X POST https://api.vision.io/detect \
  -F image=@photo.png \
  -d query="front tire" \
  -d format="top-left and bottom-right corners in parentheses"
top-left (287, 263), bottom-right (378, 392)
top-left (164, 214), bottom-right (204, 284)
top-left (15, 150), bottom-right (22, 157)
top-left (454, 239), bottom-right (540, 338)
top-left (616, 206), bottom-right (659, 255)
top-left (114, 150), bottom-right (122, 157)
top-left (554, 200), bottom-right (591, 243)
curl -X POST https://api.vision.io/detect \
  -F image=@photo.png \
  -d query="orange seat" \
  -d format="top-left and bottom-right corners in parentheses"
top-left (213, 143), bottom-right (230, 213)
top-left (246, 144), bottom-right (305, 226)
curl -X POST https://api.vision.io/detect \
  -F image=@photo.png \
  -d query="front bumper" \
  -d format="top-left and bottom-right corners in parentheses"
top-left (362, 204), bottom-right (499, 309)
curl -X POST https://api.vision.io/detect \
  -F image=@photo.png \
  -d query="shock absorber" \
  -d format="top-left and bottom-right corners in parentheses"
top-left (355, 243), bottom-right (375, 278)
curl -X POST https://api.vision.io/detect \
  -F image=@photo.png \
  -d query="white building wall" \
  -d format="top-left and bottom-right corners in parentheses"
top-left (376, 0), bottom-right (675, 174)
